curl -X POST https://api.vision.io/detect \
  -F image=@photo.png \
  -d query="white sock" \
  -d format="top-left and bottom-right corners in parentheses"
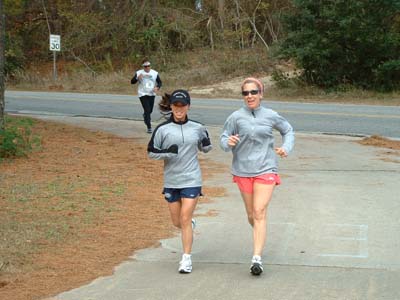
top-left (183, 253), bottom-right (191, 259)
top-left (252, 255), bottom-right (262, 262)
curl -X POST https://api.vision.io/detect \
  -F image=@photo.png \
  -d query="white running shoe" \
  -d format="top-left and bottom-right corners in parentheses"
top-left (178, 254), bottom-right (192, 274)
top-left (191, 219), bottom-right (196, 230)
top-left (250, 255), bottom-right (263, 276)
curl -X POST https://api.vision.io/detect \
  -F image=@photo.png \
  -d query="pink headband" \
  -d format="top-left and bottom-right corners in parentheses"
top-left (241, 77), bottom-right (264, 95)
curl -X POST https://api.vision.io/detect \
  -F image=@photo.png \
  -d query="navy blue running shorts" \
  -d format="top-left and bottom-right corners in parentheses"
top-left (162, 187), bottom-right (202, 203)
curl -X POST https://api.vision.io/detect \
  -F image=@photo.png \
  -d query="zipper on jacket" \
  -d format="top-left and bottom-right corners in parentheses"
top-left (251, 110), bottom-right (256, 118)
top-left (180, 124), bottom-right (185, 143)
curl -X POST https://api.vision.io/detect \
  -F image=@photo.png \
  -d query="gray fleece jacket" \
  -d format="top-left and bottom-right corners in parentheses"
top-left (147, 116), bottom-right (212, 188)
top-left (220, 105), bottom-right (294, 177)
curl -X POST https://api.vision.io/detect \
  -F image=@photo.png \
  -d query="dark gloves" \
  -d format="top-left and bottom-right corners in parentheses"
top-left (167, 144), bottom-right (178, 154)
top-left (201, 137), bottom-right (211, 147)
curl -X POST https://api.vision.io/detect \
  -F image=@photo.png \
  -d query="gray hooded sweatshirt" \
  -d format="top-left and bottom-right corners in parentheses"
top-left (147, 116), bottom-right (212, 188)
top-left (220, 105), bottom-right (294, 177)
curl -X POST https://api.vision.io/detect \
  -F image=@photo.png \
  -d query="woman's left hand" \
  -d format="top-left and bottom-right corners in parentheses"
top-left (228, 134), bottom-right (240, 147)
top-left (275, 147), bottom-right (288, 158)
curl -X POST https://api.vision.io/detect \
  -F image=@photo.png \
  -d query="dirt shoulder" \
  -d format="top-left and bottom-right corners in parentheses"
top-left (0, 117), bottom-right (223, 300)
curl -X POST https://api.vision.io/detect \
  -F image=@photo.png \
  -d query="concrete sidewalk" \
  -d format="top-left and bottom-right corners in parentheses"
top-left (36, 116), bottom-right (400, 300)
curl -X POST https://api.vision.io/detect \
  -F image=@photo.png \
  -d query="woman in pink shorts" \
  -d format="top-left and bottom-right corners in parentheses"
top-left (220, 77), bottom-right (294, 275)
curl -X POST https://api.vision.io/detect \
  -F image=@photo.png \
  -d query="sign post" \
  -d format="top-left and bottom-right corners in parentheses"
top-left (49, 34), bottom-right (61, 81)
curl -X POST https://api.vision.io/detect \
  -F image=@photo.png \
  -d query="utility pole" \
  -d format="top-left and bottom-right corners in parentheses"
top-left (0, 0), bottom-right (5, 130)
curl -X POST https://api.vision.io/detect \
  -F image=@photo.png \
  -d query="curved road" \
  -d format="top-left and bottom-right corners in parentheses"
top-left (5, 90), bottom-right (400, 138)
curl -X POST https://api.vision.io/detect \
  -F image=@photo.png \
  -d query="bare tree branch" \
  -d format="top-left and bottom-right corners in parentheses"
top-left (248, 18), bottom-right (269, 50)
top-left (239, 1), bottom-right (270, 51)
top-left (69, 50), bottom-right (97, 76)
top-left (41, 0), bottom-right (51, 35)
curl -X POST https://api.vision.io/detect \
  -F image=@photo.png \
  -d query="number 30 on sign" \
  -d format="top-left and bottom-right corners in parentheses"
top-left (49, 34), bottom-right (61, 52)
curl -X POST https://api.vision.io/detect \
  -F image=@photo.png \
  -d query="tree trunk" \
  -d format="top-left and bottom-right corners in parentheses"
top-left (0, 0), bottom-right (5, 130)
top-left (218, 0), bottom-right (225, 30)
top-left (234, 0), bottom-right (244, 49)
top-left (207, 17), bottom-right (214, 51)
top-left (265, 14), bottom-right (278, 42)
top-left (151, 0), bottom-right (157, 10)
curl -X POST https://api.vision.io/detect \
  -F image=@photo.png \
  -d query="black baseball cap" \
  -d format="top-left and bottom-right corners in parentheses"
top-left (170, 89), bottom-right (191, 105)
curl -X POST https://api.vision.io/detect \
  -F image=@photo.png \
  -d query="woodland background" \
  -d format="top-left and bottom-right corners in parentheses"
top-left (2, 0), bottom-right (400, 93)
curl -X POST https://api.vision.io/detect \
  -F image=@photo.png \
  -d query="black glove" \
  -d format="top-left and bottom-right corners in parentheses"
top-left (167, 144), bottom-right (178, 154)
top-left (201, 137), bottom-right (211, 147)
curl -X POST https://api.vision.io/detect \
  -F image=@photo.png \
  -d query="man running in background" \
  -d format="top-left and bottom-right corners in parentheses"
top-left (131, 59), bottom-right (162, 133)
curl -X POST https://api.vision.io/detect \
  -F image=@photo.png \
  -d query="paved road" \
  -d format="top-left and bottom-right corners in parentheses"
top-left (5, 91), bottom-right (400, 138)
top-left (28, 116), bottom-right (400, 300)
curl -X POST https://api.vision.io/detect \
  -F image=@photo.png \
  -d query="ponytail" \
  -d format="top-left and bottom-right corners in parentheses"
top-left (158, 93), bottom-right (172, 116)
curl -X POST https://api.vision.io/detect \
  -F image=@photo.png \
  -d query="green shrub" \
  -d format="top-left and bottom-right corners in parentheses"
top-left (0, 116), bottom-right (41, 159)
top-left (374, 59), bottom-right (400, 91)
top-left (278, 0), bottom-right (400, 91)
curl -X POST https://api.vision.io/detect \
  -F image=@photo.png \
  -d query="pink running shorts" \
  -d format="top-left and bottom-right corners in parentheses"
top-left (233, 173), bottom-right (281, 194)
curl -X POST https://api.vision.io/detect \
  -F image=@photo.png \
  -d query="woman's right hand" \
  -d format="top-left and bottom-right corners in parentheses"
top-left (228, 134), bottom-right (240, 147)
top-left (167, 144), bottom-right (178, 154)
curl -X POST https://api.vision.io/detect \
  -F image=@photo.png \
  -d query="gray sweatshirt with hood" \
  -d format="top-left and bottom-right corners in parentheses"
top-left (147, 116), bottom-right (212, 188)
top-left (220, 105), bottom-right (294, 177)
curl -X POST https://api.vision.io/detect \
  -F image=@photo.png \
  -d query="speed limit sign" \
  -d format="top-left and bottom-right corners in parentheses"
top-left (49, 34), bottom-right (61, 52)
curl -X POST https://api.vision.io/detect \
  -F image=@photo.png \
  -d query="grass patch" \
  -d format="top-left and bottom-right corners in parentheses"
top-left (0, 176), bottom-right (117, 273)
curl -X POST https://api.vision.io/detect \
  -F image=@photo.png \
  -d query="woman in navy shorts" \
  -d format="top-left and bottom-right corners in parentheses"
top-left (220, 77), bottom-right (294, 275)
top-left (148, 89), bottom-right (212, 274)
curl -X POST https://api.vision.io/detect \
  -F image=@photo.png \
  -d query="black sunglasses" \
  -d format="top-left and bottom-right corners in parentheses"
top-left (241, 90), bottom-right (259, 96)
